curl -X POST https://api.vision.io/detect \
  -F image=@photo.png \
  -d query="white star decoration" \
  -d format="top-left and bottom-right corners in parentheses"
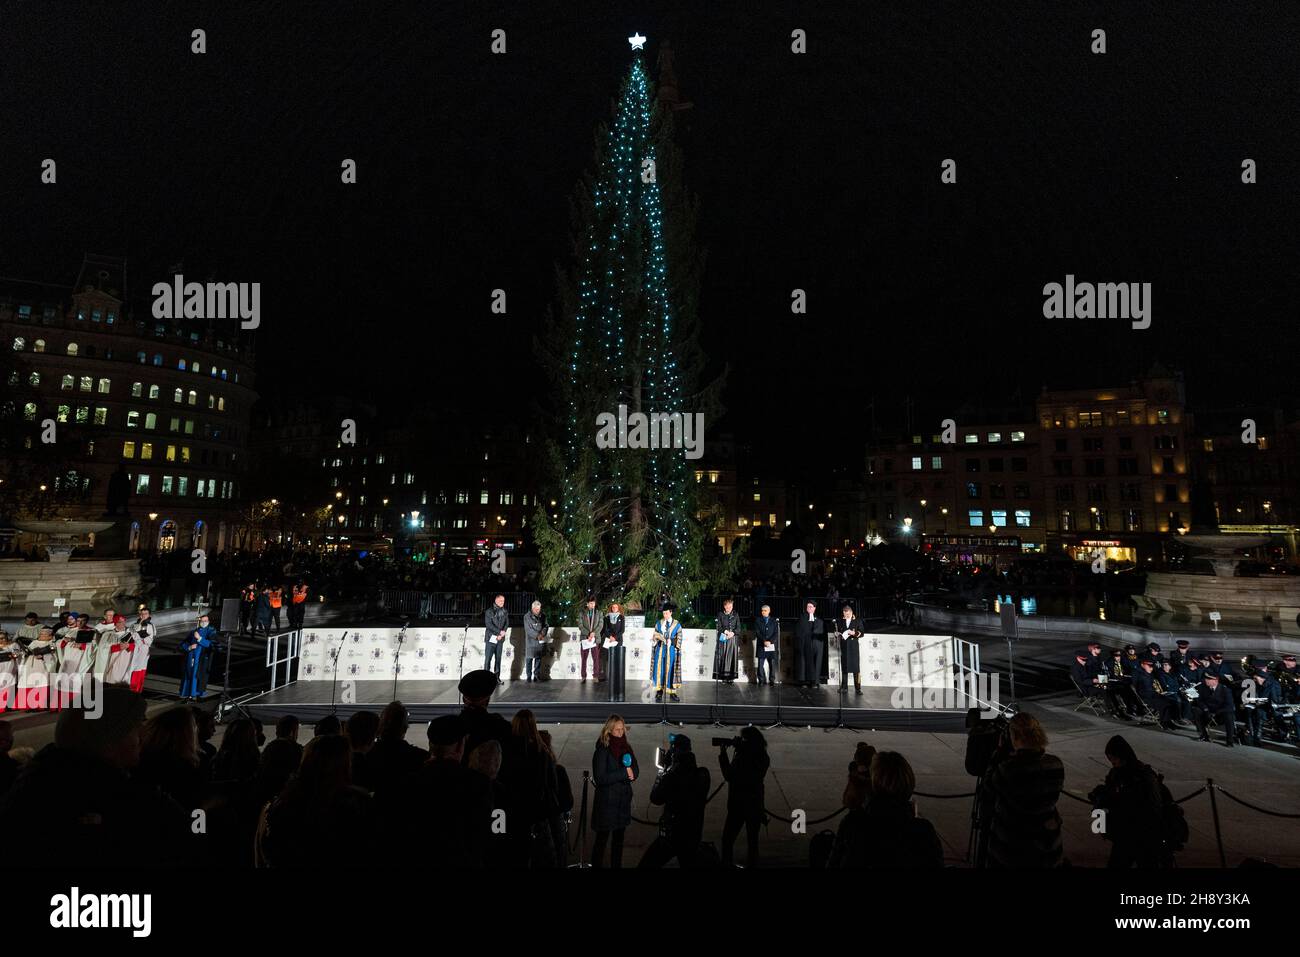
top-left (628, 32), bottom-right (647, 51)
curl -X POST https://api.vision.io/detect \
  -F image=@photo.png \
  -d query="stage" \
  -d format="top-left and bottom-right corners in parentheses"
top-left (239, 678), bottom-right (971, 731)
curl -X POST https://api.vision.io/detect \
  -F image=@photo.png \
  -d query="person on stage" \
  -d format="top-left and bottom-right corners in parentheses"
top-left (591, 714), bottom-right (638, 868)
top-left (523, 599), bottom-right (547, 682)
top-left (288, 580), bottom-right (309, 631)
top-left (651, 603), bottom-right (683, 702)
top-left (754, 603), bottom-right (778, 686)
top-left (483, 593), bottom-right (509, 683)
top-left (239, 582), bottom-right (257, 635)
top-left (128, 605), bottom-right (156, 693)
top-left (794, 600), bottom-right (825, 688)
top-left (579, 595), bottom-right (603, 682)
top-left (179, 612), bottom-right (216, 700)
top-left (601, 603), bottom-right (626, 701)
top-left (713, 598), bottom-right (740, 683)
top-left (838, 604), bottom-right (863, 695)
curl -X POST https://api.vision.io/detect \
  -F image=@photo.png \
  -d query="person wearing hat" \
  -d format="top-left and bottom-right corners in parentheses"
top-left (0, 686), bottom-right (189, 863)
top-left (128, 606), bottom-right (156, 693)
top-left (1143, 643), bottom-right (1165, 669)
top-left (1203, 652), bottom-right (1237, 685)
top-left (1191, 672), bottom-right (1237, 746)
top-left (53, 611), bottom-right (80, 643)
top-left (1120, 645), bottom-right (1140, 679)
top-left (179, 613), bottom-right (216, 700)
top-left (1169, 640), bottom-right (1192, 672)
top-left (1133, 660), bottom-right (1178, 730)
top-left (457, 669), bottom-right (512, 765)
top-left (15, 612), bottom-right (41, 645)
top-left (639, 733), bottom-right (710, 868)
top-left (651, 603), bottom-right (683, 702)
top-left (1244, 667), bottom-right (1283, 747)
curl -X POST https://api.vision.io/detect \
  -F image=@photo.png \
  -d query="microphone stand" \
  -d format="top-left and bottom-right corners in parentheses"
top-left (327, 632), bottom-right (348, 715)
top-left (765, 619), bottom-right (795, 731)
top-left (825, 628), bottom-right (850, 732)
top-left (457, 623), bottom-right (469, 680)
top-left (391, 620), bottom-right (408, 704)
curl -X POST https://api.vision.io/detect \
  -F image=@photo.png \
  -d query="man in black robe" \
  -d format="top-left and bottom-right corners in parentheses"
top-left (793, 601), bottom-right (825, 688)
top-left (713, 598), bottom-right (740, 683)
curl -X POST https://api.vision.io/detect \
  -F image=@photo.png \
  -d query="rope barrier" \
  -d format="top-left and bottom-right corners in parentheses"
top-left (1213, 785), bottom-right (1300, 819)
top-left (914, 789), bottom-right (976, 800)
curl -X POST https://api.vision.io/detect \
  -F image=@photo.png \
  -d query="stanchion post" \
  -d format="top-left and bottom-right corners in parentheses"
top-left (1206, 777), bottom-right (1227, 868)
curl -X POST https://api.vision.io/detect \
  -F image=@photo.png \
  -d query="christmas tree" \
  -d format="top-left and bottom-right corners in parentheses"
top-left (535, 38), bottom-right (732, 621)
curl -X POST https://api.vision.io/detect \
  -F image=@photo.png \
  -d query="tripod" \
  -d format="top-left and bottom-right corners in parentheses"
top-left (765, 637), bottom-right (798, 731)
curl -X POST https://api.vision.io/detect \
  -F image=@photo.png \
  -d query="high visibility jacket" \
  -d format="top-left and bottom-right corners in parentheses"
top-left (269, 589), bottom-right (283, 609)
top-left (292, 586), bottom-right (307, 604)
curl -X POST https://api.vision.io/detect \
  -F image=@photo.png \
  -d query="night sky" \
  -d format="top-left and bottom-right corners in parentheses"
top-left (3, 2), bottom-right (1297, 456)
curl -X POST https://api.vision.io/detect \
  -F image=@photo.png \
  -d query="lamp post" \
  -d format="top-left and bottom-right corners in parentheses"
top-left (940, 506), bottom-right (948, 535)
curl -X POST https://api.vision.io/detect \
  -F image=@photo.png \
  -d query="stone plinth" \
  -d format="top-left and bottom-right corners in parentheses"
top-left (1134, 572), bottom-right (1300, 623)
top-left (0, 559), bottom-right (143, 611)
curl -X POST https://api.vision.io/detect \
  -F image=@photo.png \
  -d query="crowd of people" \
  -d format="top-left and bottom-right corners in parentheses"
top-left (1070, 641), bottom-right (1300, 748)
top-left (0, 671), bottom-right (1200, 869)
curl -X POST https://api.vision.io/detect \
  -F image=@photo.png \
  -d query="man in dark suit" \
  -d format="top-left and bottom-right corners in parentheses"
top-left (1192, 672), bottom-right (1237, 747)
top-left (793, 600), bottom-right (825, 688)
top-left (754, 604), bottom-right (779, 686)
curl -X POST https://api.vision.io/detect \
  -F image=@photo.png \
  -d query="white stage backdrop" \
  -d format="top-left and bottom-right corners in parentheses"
top-left (296, 627), bottom-right (954, 687)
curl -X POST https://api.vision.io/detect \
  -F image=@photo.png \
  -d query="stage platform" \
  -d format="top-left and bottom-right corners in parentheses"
top-left (239, 679), bottom-right (970, 731)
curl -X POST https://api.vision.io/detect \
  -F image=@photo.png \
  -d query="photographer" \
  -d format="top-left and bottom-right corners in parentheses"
top-left (980, 713), bottom-right (1065, 869)
top-left (638, 734), bottom-right (711, 869)
top-left (1087, 735), bottom-right (1175, 868)
top-left (718, 727), bottom-right (769, 867)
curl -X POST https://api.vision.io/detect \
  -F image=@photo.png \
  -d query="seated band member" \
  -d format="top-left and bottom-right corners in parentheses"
top-left (713, 599), bottom-right (739, 684)
top-left (579, 596), bottom-right (603, 682)
top-left (1192, 672), bottom-right (1236, 747)
top-left (1160, 660), bottom-right (1192, 722)
top-left (483, 593), bottom-right (509, 683)
top-left (1134, 660), bottom-right (1178, 729)
top-left (754, 604), bottom-right (778, 686)
top-left (794, 600), bottom-right (825, 688)
top-left (1244, 667), bottom-right (1283, 747)
top-left (838, 605), bottom-right (863, 695)
top-left (651, 603), bottom-right (683, 702)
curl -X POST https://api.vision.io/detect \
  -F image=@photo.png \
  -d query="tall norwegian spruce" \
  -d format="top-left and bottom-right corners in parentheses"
top-left (535, 50), bottom-right (734, 622)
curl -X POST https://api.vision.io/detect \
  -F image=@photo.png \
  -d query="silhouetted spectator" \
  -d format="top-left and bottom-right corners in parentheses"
top-left (719, 727), bottom-right (769, 867)
top-left (136, 706), bottom-right (204, 810)
top-left (260, 734), bottom-right (375, 867)
top-left (639, 734), bottom-right (710, 869)
top-left (0, 721), bottom-right (16, 797)
top-left (365, 701), bottom-right (428, 795)
top-left (829, 751), bottom-right (942, 868)
top-left (345, 710), bottom-right (380, 790)
top-left (1088, 735), bottom-right (1173, 868)
top-left (501, 709), bottom-right (559, 867)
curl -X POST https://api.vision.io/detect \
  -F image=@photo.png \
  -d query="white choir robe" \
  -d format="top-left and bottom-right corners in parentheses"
top-left (0, 645), bottom-right (18, 711)
top-left (56, 637), bottom-right (96, 708)
top-left (102, 638), bottom-right (135, 685)
top-left (128, 622), bottom-right (155, 693)
top-left (18, 640), bottom-right (58, 709)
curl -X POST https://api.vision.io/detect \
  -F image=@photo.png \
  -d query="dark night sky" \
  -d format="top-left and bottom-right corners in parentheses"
top-left (2, 1), bottom-right (1297, 455)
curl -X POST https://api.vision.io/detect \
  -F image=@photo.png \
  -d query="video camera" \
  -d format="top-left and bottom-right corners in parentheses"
top-left (712, 736), bottom-right (743, 749)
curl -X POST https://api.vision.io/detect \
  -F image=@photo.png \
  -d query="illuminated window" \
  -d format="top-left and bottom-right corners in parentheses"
top-left (178, 476), bottom-right (189, 495)
top-left (66, 343), bottom-right (78, 356)
top-left (166, 445), bottom-right (176, 462)
top-left (79, 376), bottom-right (92, 392)
top-left (27, 371), bottom-right (39, 386)
top-left (911, 457), bottom-right (923, 470)
top-left (181, 446), bottom-right (191, 462)
top-left (1259, 436), bottom-right (1270, 451)
top-left (136, 473), bottom-right (150, 494)
top-left (33, 339), bottom-right (44, 353)
top-left (987, 432), bottom-right (1002, 443)
top-left (968, 510), bottom-right (984, 527)
top-left (61, 375), bottom-right (74, 391)
top-left (1156, 409), bottom-right (1170, 424)
top-left (23, 402), bottom-right (36, 421)
top-left (964, 434), bottom-right (978, 444)
top-left (1015, 510), bottom-right (1031, 527)
top-left (1010, 431), bottom-right (1025, 442)
top-left (123, 441), bottom-right (136, 459)
top-left (141, 442), bottom-right (153, 460)
top-left (98, 378), bottom-right (110, 394)
top-left (931, 456), bottom-right (942, 469)
top-left (187, 390), bottom-right (197, 405)
top-left (708, 471), bottom-right (719, 484)
top-left (145, 412), bottom-right (157, 429)
top-left (991, 510), bottom-right (1008, 527)
top-left (161, 475), bottom-right (174, 495)
top-left (56, 405), bottom-right (70, 423)
top-left (11, 337), bottom-right (24, 351)
top-left (93, 407), bottom-right (107, 426)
